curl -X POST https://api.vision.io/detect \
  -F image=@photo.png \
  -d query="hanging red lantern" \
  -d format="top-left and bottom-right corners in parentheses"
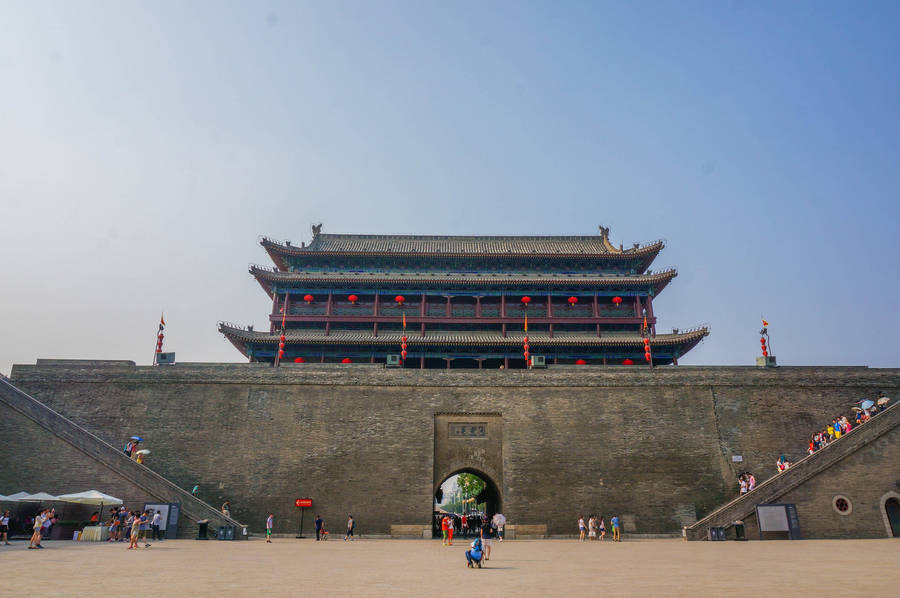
top-left (341, 358), bottom-right (352, 364)
top-left (760, 337), bottom-right (766, 344)
top-left (294, 357), bottom-right (305, 363)
top-left (523, 336), bottom-right (529, 343)
top-left (278, 350), bottom-right (285, 359)
top-left (280, 335), bottom-right (286, 342)
top-left (401, 336), bottom-right (408, 343)
top-left (348, 294), bottom-right (358, 304)
top-left (612, 296), bottom-right (623, 307)
top-left (645, 352), bottom-right (652, 361)
top-left (523, 351), bottom-right (530, 360)
top-left (762, 350), bottom-right (768, 357)
top-left (395, 295), bottom-right (405, 305)
top-left (278, 342), bottom-right (285, 349)
top-left (575, 359), bottom-right (587, 365)
top-left (303, 294), bottom-right (314, 304)
top-left (521, 296), bottom-right (531, 305)
top-left (568, 296), bottom-right (578, 305)
top-left (523, 343), bottom-right (530, 351)
top-left (623, 358), bottom-right (634, 365)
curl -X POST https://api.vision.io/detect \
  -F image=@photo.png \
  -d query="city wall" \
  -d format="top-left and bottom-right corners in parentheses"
top-left (4, 361), bottom-right (899, 538)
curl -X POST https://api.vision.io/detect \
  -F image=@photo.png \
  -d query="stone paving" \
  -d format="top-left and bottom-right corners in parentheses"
top-left (1, 537), bottom-right (898, 597)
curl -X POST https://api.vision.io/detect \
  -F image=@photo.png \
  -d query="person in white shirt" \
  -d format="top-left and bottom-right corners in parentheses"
top-left (151, 511), bottom-right (163, 541)
top-left (1, 510), bottom-right (10, 545)
top-left (29, 509), bottom-right (49, 549)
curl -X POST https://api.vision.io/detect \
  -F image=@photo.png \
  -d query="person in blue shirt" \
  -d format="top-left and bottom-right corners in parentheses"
top-left (465, 537), bottom-right (483, 568)
top-left (610, 515), bottom-right (620, 542)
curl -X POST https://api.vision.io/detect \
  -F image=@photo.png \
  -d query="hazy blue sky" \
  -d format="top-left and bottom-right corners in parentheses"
top-left (2, 1), bottom-right (898, 375)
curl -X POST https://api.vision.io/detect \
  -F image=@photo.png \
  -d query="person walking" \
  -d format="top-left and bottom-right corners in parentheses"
top-left (221, 501), bottom-right (231, 518)
top-left (151, 510), bottom-right (162, 541)
top-left (191, 485), bottom-right (199, 497)
top-left (588, 515), bottom-right (597, 541)
top-left (28, 509), bottom-right (48, 549)
top-left (447, 515), bottom-right (454, 546)
top-left (1, 510), bottom-right (10, 545)
top-left (140, 510), bottom-right (151, 547)
top-left (344, 515), bottom-right (355, 541)
top-left (578, 515), bottom-right (586, 542)
top-left (480, 516), bottom-right (494, 561)
top-left (266, 514), bottom-right (274, 543)
top-left (441, 515), bottom-right (450, 545)
top-left (610, 515), bottom-right (621, 542)
top-left (128, 512), bottom-right (141, 549)
top-left (315, 514), bottom-right (323, 541)
top-left (598, 516), bottom-right (606, 541)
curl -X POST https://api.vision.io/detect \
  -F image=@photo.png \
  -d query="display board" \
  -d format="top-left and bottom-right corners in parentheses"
top-left (756, 504), bottom-right (800, 539)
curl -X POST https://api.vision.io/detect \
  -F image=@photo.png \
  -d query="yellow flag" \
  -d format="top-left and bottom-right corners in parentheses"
top-left (402, 313), bottom-right (406, 330)
top-left (524, 314), bottom-right (528, 332)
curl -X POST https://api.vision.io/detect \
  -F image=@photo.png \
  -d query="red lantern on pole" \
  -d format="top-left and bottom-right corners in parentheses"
top-left (523, 351), bottom-right (530, 360)
top-left (521, 296), bottom-right (531, 305)
top-left (623, 358), bottom-right (634, 365)
top-left (645, 352), bottom-right (651, 361)
top-left (523, 336), bottom-right (529, 343)
top-left (278, 342), bottom-right (285, 349)
top-left (395, 295), bottom-right (405, 305)
top-left (575, 359), bottom-right (587, 365)
top-left (294, 357), bottom-right (305, 363)
top-left (341, 358), bottom-right (352, 364)
top-left (567, 296), bottom-right (578, 306)
top-left (278, 350), bottom-right (285, 359)
top-left (401, 350), bottom-right (407, 359)
top-left (348, 294), bottom-right (358, 305)
top-left (303, 294), bottom-right (314, 304)
top-left (612, 296), bottom-right (623, 307)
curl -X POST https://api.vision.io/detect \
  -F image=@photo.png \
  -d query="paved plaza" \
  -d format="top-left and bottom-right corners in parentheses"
top-left (2, 537), bottom-right (897, 597)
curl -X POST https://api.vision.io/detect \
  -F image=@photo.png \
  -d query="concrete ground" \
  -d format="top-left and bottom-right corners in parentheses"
top-left (1, 537), bottom-right (897, 597)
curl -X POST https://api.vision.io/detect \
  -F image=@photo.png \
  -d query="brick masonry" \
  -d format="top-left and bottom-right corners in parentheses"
top-left (3, 361), bottom-right (899, 538)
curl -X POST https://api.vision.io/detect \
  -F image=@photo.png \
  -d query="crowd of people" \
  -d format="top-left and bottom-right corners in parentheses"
top-left (123, 436), bottom-right (149, 465)
top-left (737, 473), bottom-right (757, 494)
top-left (577, 514), bottom-right (621, 542)
top-left (801, 393), bottom-right (891, 463)
top-left (434, 512), bottom-right (501, 542)
top-left (105, 506), bottom-right (164, 548)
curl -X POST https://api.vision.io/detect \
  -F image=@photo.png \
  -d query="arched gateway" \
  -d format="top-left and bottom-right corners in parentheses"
top-left (433, 413), bottom-right (503, 526)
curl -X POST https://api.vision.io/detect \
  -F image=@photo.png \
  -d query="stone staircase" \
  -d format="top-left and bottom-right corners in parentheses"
top-left (685, 401), bottom-right (899, 540)
top-left (0, 378), bottom-right (248, 538)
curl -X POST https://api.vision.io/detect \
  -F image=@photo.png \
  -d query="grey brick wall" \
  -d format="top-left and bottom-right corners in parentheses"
top-left (5, 361), bottom-right (899, 537)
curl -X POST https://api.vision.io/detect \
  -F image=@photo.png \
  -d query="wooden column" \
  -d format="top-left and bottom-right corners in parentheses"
top-left (547, 294), bottom-right (553, 318)
top-left (501, 294), bottom-right (506, 318)
top-left (373, 322), bottom-right (378, 337)
top-left (370, 355), bottom-right (375, 364)
top-left (373, 292), bottom-right (380, 317)
top-left (421, 322), bottom-right (425, 338)
top-left (446, 295), bottom-right (452, 317)
top-left (475, 296), bottom-right (482, 318)
top-left (326, 292), bottom-right (334, 316)
top-left (325, 321), bottom-right (330, 336)
top-left (634, 295), bottom-right (641, 317)
top-left (420, 356), bottom-right (425, 369)
top-left (673, 356), bottom-right (678, 366)
top-left (420, 293), bottom-right (426, 317)
top-left (504, 357), bottom-right (509, 369)
top-left (445, 358), bottom-right (452, 370)
top-left (549, 323), bottom-right (554, 338)
top-left (602, 357), bottom-right (607, 365)
top-left (502, 323), bottom-right (507, 338)
top-left (476, 358), bottom-right (484, 369)
top-left (592, 294), bottom-right (599, 317)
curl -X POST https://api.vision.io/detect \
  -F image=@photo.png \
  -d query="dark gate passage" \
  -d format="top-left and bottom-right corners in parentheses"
top-left (886, 497), bottom-right (900, 537)
top-left (433, 470), bottom-right (502, 538)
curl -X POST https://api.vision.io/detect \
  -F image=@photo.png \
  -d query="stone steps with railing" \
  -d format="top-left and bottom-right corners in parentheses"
top-left (0, 378), bottom-right (248, 538)
top-left (685, 401), bottom-right (899, 540)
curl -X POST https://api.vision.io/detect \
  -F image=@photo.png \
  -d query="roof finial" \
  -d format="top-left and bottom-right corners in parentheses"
top-left (598, 225), bottom-right (610, 240)
top-left (311, 223), bottom-right (322, 238)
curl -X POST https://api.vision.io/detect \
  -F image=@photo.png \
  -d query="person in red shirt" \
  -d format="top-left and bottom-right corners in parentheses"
top-left (441, 515), bottom-right (450, 545)
top-left (447, 515), bottom-right (454, 546)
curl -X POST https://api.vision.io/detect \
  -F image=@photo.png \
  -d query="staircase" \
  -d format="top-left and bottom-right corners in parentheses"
top-left (0, 378), bottom-right (248, 538)
top-left (686, 401), bottom-right (899, 540)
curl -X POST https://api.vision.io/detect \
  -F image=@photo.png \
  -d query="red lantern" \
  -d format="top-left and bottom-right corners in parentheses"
top-left (760, 337), bottom-right (766, 344)
top-left (568, 296), bottom-right (578, 305)
top-left (304, 294), bottom-right (314, 304)
top-left (612, 296), bottom-right (623, 307)
top-left (401, 336), bottom-right (408, 343)
top-left (401, 350), bottom-right (407, 359)
top-left (645, 352), bottom-right (651, 361)
top-left (280, 334), bottom-right (286, 342)
top-left (523, 344), bottom-right (530, 352)
top-left (523, 351), bottom-right (530, 360)
top-left (395, 295), bottom-right (405, 305)
top-left (348, 294), bottom-right (358, 304)
top-left (294, 357), bottom-right (305, 363)
top-left (278, 350), bottom-right (285, 359)
top-left (278, 342), bottom-right (285, 349)
top-left (623, 358), bottom-right (634, 365)
top-left (762, 350), bottom-right (768, 357)
top-left (341, 358), bottom-right (352, 364)
top-left (523, 336), bottom-right (529, 343)
top-left (158, 333), bottom-right (164, 340)
top-left (521, 296), bottom-right (531, 305)
top-left (575, 359), bottom-right (587, 365)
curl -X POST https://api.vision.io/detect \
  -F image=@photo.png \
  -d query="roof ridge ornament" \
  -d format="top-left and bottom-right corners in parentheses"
top-left (311, 223), bottom-right (323, 238)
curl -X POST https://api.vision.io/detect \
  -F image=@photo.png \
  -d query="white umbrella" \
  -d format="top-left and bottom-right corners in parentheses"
top-left (55, 491), bottom-right (123, 506)
top-left (860, 400), bottom-right (875, 410)
top-left (877, 397), bottom-right (890, 406)
top-left (492, 513), bottom-right (506, 527)
top-left (135, 449), bottom-right (151, 455)
top-left (19, 492), bottom-right (60, 502)
top-left (4, 491), bottom-right (32, 501)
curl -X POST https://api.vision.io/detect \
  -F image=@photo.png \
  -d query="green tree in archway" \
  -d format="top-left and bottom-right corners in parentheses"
top-left (457, 473), bottom-right (486, 500)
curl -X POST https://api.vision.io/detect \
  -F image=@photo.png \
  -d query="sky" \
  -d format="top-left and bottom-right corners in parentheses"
top-left (1, 1), bottom-right (898, 375)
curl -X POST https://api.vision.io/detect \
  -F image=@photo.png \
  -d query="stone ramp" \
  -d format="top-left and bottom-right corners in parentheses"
top-left (0, 378), bottom-right (247, 537)
top-left (685, 401), bottom-right (899, 540)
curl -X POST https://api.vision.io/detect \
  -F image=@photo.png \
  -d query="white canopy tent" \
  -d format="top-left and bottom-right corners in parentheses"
top-left (2, 491), bottom-right (33, 501)
top-left (55, 491), bottom-right (123, 506)
top-left (17, 492), bottom-right (60, 502)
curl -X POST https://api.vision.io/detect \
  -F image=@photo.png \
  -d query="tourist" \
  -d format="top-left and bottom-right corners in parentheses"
top-left (610, 515), bottom-right (620, 542)
top-left (480, 516), bottom-right (494, 560)
top-left (139, 510), bottom-right (151, 547)
top-left (465, 537), bottom-right (483, 568)
top-left (461, 513), bottom-right (468, 537)
top-left (578, 515), bottom-right (586, 542)
top-left (447, 514), bottom-right (454, 546)
top-left (588, 515), bottom-right (597, 540)
top-left (40, 508), bottom-right (54, 540)
top-left (1, 510), bottom-right (10, 545)
top-left (28, 508), bottom-right (48, 549)
top-left (441, 515), bottom-right (450, 545)
top-left (128, 512), bottom-right (141, 549)
top-left (89, 511), bottom-right (99, 523)
top-left (739, 477), bottom-right (748, 495)
top-left (191, 485), bottom-right (199, 497)
top-left (492, 513), bottom-right (505, 542)
top-left (598, 516), bottom-right (606, 541)
top-left (266, 514), bottom-right (274, 543)
top-left (151, 510), bottom-right (162, 541)
top-left (748, 474), bottom-right (756, 491)
top-left (117, 507), bottom-right (127, 541)
top-left (315, 514), bottom-right (323, 541)
top-left (222, 501), bottom-right (231, 518)
top-left (124, 439), bottom-right (134, 457)
top-left (344, 514), bottom-right (355, 541)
